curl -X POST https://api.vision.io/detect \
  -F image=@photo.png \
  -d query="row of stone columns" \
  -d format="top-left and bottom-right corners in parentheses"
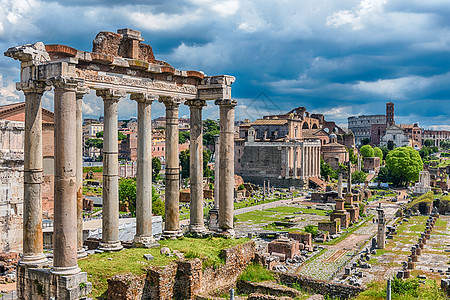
top-left (19, 76), bottom-right (237, 275)
top-left (285, 144), bottom-right (320, 180)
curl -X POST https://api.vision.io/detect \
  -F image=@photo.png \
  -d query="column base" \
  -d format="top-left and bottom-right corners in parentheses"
top-left (98, 241), bottom-right (123, 252)
top-left (17, 265), bottom-right (92, 300)
top-left (19, 253), bottom-right (48, 267)
top-left (77, 248), bottom-right (88, 259)
top-left (51, 265), bottom-right (82, 276)
top-left (162, 230), bottom-right (183, 240)
top-left (133, 235), bottom-right (160, 248)
top-left (189, 223), bottom-right (207, 234)
top-left (217, 229), bottom-right (236, 238)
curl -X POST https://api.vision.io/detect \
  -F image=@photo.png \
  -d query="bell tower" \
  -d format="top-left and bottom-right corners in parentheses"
top-left (386, 101), bottom-right (394, 126)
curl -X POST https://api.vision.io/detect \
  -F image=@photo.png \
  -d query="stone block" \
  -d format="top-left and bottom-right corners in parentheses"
top-left (143, 254), bottom-right (154, 261)
top-left (268, 238), bottom-right (299, 259)
top-left (287, 232), bottom-right (312, 246)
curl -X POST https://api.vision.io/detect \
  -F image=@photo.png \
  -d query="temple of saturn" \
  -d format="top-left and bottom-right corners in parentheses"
top-left (5, 29), bottom-right (237, 299)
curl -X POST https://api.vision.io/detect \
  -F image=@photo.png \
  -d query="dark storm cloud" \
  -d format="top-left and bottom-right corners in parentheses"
top-left (0, 0), bottom-right (449, 128)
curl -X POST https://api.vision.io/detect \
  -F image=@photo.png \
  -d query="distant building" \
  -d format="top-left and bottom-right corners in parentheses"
top-left (348, 114), bottom-right (386, 146)
top-left (235, 107), bottom-right (353, 188)
top-left (380, 125), bottom-right (412, 148)
top-left (423, 130), bottom-right (450, 147)
top-left (82, 119), bottom-right (103, 158)
top-left (0, 102), bottom-right (55, 252)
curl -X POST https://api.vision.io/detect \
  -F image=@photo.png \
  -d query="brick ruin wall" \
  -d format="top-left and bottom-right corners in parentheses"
top-left (0, 120), bottom-right (24, 253)
top-left (275, 272), bottom-right (364, 299)
top-left (107, 241), bottom-right (255, 300)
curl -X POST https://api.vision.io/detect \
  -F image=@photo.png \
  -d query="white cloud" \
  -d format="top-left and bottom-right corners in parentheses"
top-left (326, 0), bottom-right (388, 30)
top-left (0, 73), bottom-right (20, 104)
top-left (428, 125), bottom-right (450, 131)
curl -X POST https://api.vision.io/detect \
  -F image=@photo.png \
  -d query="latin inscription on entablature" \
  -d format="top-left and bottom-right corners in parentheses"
top-left (82, 72), bottom-right (198, 95)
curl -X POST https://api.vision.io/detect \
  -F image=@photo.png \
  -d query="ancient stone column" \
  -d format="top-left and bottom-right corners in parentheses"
top-left (97, 89), bottom-right (125, 251)
top-left (285, 147), bottom-right (290, 178)
top-left (347, 161), bottom-right (352, 194)
top-left (338, 172), bottom-right (343, 198)
top-left (76, 86), bottom-right (89, 259)
top-left (160, 96), bottom-right (182, 238)
top-left (17, 81), bottom-right (49, 266)
top-left (377, 205), bottom-right (386, 249)
top-left (209, 135), bottom-right (220, 230)
top-left (186, 99), bottom-right (207, 234)
top-left (131, 93), bottom-right (159, 248)
top-left (215, 99), bottom-right (237, 234)
top-left (293, 146), bottom-right (298, 178)
top-left (51, 77), bottom-right (81, 274)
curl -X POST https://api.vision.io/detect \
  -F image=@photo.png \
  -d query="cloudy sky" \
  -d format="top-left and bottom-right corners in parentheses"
top-left (1, 0), bottom-right (449, 129)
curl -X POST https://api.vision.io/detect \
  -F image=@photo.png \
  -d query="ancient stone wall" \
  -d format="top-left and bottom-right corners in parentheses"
top-left (107, 241), bottom-right (255, 300)
top-left (275, 272), bottom-right (364, 299)
top-left (0, 120), bottom-right (24, 253)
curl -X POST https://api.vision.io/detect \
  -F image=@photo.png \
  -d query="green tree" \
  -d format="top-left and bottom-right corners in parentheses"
top-left (348, 148), bottom-right (358, 165)
top-left (118, 178), bottom-right (136, 215)
top-left (360, 145), bottom-right (374, 158)
top-left (376, 166), bottom-right (392, 184)
top-left (118, 178), bottom-right (164, 218)
top-left (386, 147), bottom-right (423, 187)
top-left (424, 139), bottom-right (434, 147)
top-left (152, 186), bottom-right (164, 218)
top-left (431, 146), bottom-right (438, 153)
top-left (361, 138), bottom-right (370, 146)
top-left (320, 159), bottom-right (337, 181)
top-left (373, 147), bottom-right (383, 160)
top-left (387, 140), bottom-right (396, 150)
top-left (440, 140), bottom-right (450, 149)
top-left (118, 131), bottom-right (127, 141)
top-left (352, 170), bottom-right (368, 184)
top-left (380, 146), bottom-right (390, 160)
top-left (419, 147), bottom-right (430, 159)
top-left (304, 225), bottom-right (319, 238)
top-left (180, 149), bottom-right (190, 179)
top-left (203, 149), bottom-right (213, 177)
top-left (203, 119), bottom-right (220, 146)
top-left (152, 156), bottom-right (161, 182)
top-left (95, 130), bottom-right (126, 141)
top-left (85, 138), bottom-right (103, 149)
top-left (179, 131), bottom-right (190, 144)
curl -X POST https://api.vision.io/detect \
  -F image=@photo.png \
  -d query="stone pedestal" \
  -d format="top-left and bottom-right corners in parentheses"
top-left (411, 255), bottom-right (418, 262)
top-left (17, 265), bottom-right (91, 300)
top-left (407, 261), bottom-right (415, 269)
top-left (97, 89), bottom-right (125, 252)
top-left (403, 269), bottom-right (410, 278)
top-left (160, 96), bottom-right (182, 239)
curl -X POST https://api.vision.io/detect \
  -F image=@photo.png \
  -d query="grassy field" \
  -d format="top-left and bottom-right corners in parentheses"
top-left (78, 237), bottom-right (249, 299)
top-left (235, 206), bottom-right (329, 224)
top-left (322, 215), bottom-right (374, 246)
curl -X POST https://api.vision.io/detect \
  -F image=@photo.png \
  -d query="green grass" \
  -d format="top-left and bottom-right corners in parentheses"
top-left (406, 192), bottom-right (434, 210)
top-left (83, 166), bottom-right (103, 173)
top-left (235, 206), bottom-right (329, 224)
top-left (355, 278), bottom-right (447, 300)
top-left (238, 263), bottom-right (274, 282)
top-left (79, 237), bottom-right (249, 298)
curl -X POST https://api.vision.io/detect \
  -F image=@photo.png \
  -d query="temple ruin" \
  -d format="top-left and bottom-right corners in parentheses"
top-left (5, 28), bottom-right (237, 299)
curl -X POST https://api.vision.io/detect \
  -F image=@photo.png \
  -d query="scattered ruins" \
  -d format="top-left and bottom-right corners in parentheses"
top-left (5, 28), bottom-right (238, 299)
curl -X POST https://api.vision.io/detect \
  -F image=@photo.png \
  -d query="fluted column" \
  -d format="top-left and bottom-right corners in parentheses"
top-left (76, 85), bottom-right (89, 259)
top-left (50, 76), bottom-right (80, 274)
top-left (97, 89), bottom-right (125, 251)
top-left (160, 96), bottom-right (182, 238)
top-left (17, 81), bottom-right (49, 266)
top-left (186, 100), bottom-right (207, 234)
top-left (215, 99), bottom-right (237, 234)
top-left (131, 93), bottom-right (159, 248)
top-left (209, 135), bottom-right (220, 230)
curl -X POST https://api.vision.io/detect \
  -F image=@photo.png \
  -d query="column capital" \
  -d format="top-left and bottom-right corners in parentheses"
top-left (185, 99), bottom-right (207, 108)
top-left (16, 81), bottom-right (50, 94)
top-left (215, 98), bottom-right (237, 107)
top-left (130, 93), bottom-right (158, 104)
top-left (96, 88), bottom-right (126, 101)
top-left (76, 83), bottom-right (90, 99)
top-left (159, 95), bottom-right (182, 108)
top-left (46, 76), bottom-right (78, 91)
